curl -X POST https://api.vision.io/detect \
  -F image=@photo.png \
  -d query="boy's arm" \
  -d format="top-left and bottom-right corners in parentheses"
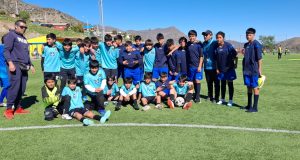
top-left (128, 88), bottom-right (137, 96)
top-left (120, 89), bottom-right (128, 97)
top-left (85, 85), bottom-right (96, 92)
top-left (41, 45), bottom-right (45, 71)
top-left (198, 47), bottom-right (204, 72)
top-left (55, 41), bottom-right (63, 51)
top-left (100, 79), bottom-right (107, 90)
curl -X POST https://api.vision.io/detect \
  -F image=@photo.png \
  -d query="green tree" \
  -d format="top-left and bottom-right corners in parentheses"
top-left (259, 35), bottom-right (276, 51)
top-left (19, 11), bottom-right (30, 21)
top-left (70, 24), bottom-right (84, 33)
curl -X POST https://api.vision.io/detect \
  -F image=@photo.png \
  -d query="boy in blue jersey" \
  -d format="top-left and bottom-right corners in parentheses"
top-left (155, 72), bottom-right (170, 102)
top-left (62, 78), bottom-right (111, 125)
top-left (41, 33), bottom-right (60, 80)
top-left (99, 34), bottom-right (119, 80)
top-left (84, 60), bottom-right (109, 115)
top-left (243, 28), bottom-right (263, 112)
top-left (115, 35), bottom-right (126, 80)
top-left (119, 41), bottom-right (142, 85)
top-left (214, 32), bottom-right (238, 107)
top-left (167, 75), bottom-right (194, 110)
top-left (115, 78), bottom-right (139, 111)
top-left (166, 39), bottom-right (178, 81)
top-left (143, 39), bottom-right (156, 75)
top-left (103, 76), bottom-right (119, 104)
top-left (202, 30), bottom-right (220, 103)
top-left (187, 30), bottom-right (204, 103)
top-left (139, 73), bottom-right (162, 111)
top-left (134, 35), bottom-right (145, 81)
top-left (91, 37), bottom-right (101, 66)
top-left (152, 33), bottom-right (169, 82)
top-left (0, 43), bottom-right (9, 107)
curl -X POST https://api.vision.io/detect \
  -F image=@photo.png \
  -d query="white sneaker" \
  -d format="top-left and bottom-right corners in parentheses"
top-left (104, 101), bottom-right (109, 106)
top-left (155, 104), bottom-right (163, 110)
top-left (227, 100), bottom-right (233, 107)
top-left (62, 114), bottom-right (72, 120)
top-left (0, 103), bottom-right (7, 107)
top-left (142, 105), bottom-right (151, 111)
top-left (217, 99), bottom-right (225, 105)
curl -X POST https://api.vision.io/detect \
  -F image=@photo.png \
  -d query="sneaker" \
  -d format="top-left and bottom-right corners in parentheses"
top-left (240, 106), bottom-right (250, 110)
top-left (167, 99), bottom-right (175, 109)
top-left (115, 104), bottom-right (121, 111)
top-left (227, 100), bottom-right (233, 107)
top-left (104, 101), bottom-right (109, 106)
top-left (142, 105), bottom-right (151, 111)
top-left (183, 102), bottom-right (192, 110)
top-left (155, 104), bottom-right (163, 110)
top-left (246, 108), bottom-right (258, 113)
top-left (62, 114), bottom-right (72, 120)
top-left (133, 103), bottom-right (140, 110)
top-left (14, 107), bottom-right (30, 114)
top-left (100, 110), bottom-right (111, 124)
top-left (0, 103), bottom-right (7, 107)
top-left (217, 99), bottom-right (225, 105)
top-left (3, 109), bottom-right (14, 120)
top-left (83, 119), bottom-right (94, 126)
top-left (112, 101), bottom-right (118, 105)
top-left (82, 96), bottom-right (88, 102)
top-left (194, 98), bottom-right (201, 103)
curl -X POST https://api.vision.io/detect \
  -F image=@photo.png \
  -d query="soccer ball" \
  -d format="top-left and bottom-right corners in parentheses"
top-left (175, 97), bottom-right (185, 107)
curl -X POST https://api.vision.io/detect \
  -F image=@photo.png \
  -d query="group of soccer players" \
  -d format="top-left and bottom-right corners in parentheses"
top-left (39, 28), bottom-right (263, 126)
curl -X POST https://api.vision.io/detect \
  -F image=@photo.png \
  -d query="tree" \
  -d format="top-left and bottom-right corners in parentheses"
top-left (112, 30), bottom-right (117, 35)
top-left (70, 24), bottom-right (84, 33)
top-left (19, 11), bottom-right (30, 21)
top-left (259, 35), bottom-right (276, 51)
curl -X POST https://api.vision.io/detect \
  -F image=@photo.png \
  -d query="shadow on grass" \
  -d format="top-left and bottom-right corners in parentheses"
top-left (21, 95), bottom-right (39, 109)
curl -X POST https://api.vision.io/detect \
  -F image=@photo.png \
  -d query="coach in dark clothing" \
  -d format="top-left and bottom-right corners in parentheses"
top-left (3, 20), bottom-right (35, 120)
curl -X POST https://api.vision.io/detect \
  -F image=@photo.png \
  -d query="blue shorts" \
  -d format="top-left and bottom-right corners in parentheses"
top-left (168, 74), bottom-right (180, 81)
top-left (0, 77), bottom-right (10, 88)
top-left (218, 69), bottom-right (237, 81)
top-left (152, 67), bottom-right (168, 79)
top-left (188, 67), bottom-right (203, 81)
top-left (124, 67), bottom-right (141, 85)
top-left (244, 75), bottom-right (259, 88)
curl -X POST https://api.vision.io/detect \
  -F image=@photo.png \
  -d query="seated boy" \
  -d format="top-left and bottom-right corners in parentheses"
top-left (62, 78), bottom-right (111, 125)
top-left (155, 72), bottom-right (170, 102)
top-left (168, 75), bottom-right (193, 110)
top-left (103, 76), bottom-right (119, 104)
top-left (139, 73), bottom-right (162, 111)
top-left (115, 78), bottom-right (139, 111)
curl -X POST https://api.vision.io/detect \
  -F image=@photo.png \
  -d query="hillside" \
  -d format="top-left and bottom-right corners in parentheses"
top-left (277, 37), bottom-right (300, 53)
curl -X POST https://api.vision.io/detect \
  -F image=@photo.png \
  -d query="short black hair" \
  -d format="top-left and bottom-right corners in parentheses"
top-left (44, 75), bottom-right (56, 84)
top-left (91, 37), bottom-right (99, 45)
top-left (125, 41), bottom-right (132, 47)
top-left (76, 38), bottom-right (82, 43)
top-left (246, 28), bottom-right (256, 34)
top-left (134, 35), bottom-right (142, 41)
top-left (62, 38), bottom-right (72, 46)
top-left (145, 39), bottom-right (153, 46)
top-left (15, 19), bottom-right (26, 26)
top-left (104, 34), bottom-right (113, 42)
top-left (188, 30), bottom-right (197, 36)
top-left (82, 37), bottom-right (91, 47)
top-left (216, 31), bottom-right (225, 38)
top-left (179, 37), bottom-right (187, 43)
top-left (124, 77), bottom-right (133, 84)
top-left (179, 74), bottom-right (188, 82)
top-left (166, 39), bottom-right (174, 47)
top-left (67, 77), bottom-right (77, 84)
top-left (46, 33), bottom-right (56, 40)
top-left (144, 73), bottom-right (152, 80)
top-left (114, 35), bottom-right (123, 41)
top-left (156, 33), bottom-right (164, 40)
top-left (160, 72), bottom-right (168, 78)
top-left (107, 76), bottom-right (116, 81)
top-left (89, 60), bottom-right (100, 68)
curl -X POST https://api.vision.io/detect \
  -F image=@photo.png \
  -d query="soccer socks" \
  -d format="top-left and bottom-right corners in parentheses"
top-left (185, 93), bottom-right (193, 102)
top-left (80, 117), bottom-right (86, 123)
top-left (93, 115), bottom-right (101, 121)
top-left (194, 83), bottom-right (201, 100)
top-left (221, 80), bottom-right (226, 100)
top-left (228, 81), bottom-right (234, 101)
top-left (170, 94), bottom-right (175, 102)
top-left (247, 93), bottom-right (252, 108)
top-left (253, 95), bottom-right (259, 111)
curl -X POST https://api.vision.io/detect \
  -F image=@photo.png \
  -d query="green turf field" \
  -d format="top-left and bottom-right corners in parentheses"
top-left (0, 54), bottom-right (299, 160)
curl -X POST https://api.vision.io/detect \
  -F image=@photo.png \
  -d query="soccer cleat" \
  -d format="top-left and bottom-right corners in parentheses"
top-left (115, 104), bottom-right (121, 111)
top-left (0, 103), bottom-right (7, 107)
top-left (142, 105), bottom-right (151, 111)
top-left (3, 109), bottom-right (14, 120)
top-left (82, 96), bottom-right (88, 102)
top-left (14, 107), bottom-right (30, 114)
top-left (133, 103), bottom-right (140, 110)
top-left (227, 100), bottom-right (233, 107)
top-left (155, 104), bottom-right (163, 110)
top-left (246, 108), bottom-right (258, 113)
top-left (194, 98), bottom-right (201, 103)
top-left (62, 114), bottom-right (72, 120)
top-left (167, 99), bottom-right (175, 109)
top-left (100, 110), bottom-right (111, 124)
top-left (183, 102), bottom-right (192, 110)
top-left (83, 119), bottom-right (94, 126)
top-left (104, 101), bottom-right (109, 106)
top-left (217, 99), bottom-right (225, 105)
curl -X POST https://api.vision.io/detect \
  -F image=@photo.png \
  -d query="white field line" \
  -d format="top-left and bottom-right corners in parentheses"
top-left (0, 123), bottom-right (300, 134)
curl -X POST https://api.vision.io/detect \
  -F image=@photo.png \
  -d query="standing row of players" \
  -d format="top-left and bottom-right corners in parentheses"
top-left (41, 28), bottom-right (263, 125)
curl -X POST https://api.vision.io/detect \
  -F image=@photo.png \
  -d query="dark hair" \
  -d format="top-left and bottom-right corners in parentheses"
top-left (188, 30), bottom-right (197, 36)
top-left (89, 60), bottom-right (100, 68)
top-left (82, 37), bottom-right (91, 46)
top-left (124, 77), bottom-right (133, 84)
top-left (62, 38), bottom-right (72, 46)
top-left (216, 31), bottom-right (225, 38)
top-left (46, 33), bottom-right (56, 40)
top-left (44, 75), bottom-right (56, 84)
top-left (144, 73), bottom-right (152, 80)
top-left (114, 35), bottom-right (123, 41)
top-left (179, 37), bottom-right (187, 43)
top-left (76, 38), bottom-right (82, 43)
top-left (156, 33), bottom-right (164, 40)
top-left (178, 74), bottom-right (188, 82)
top-left (104, 34), bottom-right (113, 42)
top-left (67, 77), bottom-right (77, 84)
top-left (166, 39), bottom-right (174, 47)
top-left (134, 35), bottom-right (142, 41)
top-left (107, 76), bottom-right (116, 82)
top-left (91, 37), bottom-right (99, 45)
top-left (145, 39), bottom-right (153, 46)
top-left (15, 19), bottom-right (26, 26)
top-left (246, 28), bottom-right (256, 34)
top-left (160, 72), bottom-right (168, 78)
top-left (125, 41), bottom-right (133, 47)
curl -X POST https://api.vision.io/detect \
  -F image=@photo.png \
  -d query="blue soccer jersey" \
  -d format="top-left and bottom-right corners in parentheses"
top-left (84, 69), bottom-right (106, 95)
top-left (215, 41), bottom-right (237, 73)
top-left (61, 86), bottom-right (84, 110)
top-left (203, 39), bottom-right (217, 70)
top-left (187, 41), bottom-right (203, 68)
top-left (173, 82), bottom-right (189, 95)
top-left (75, 51), bottom-right (91, 76)
top-left (243, 40), bottom-right (263, 76)
top-left (42, 45), bottom-right (61, 73)
top-left (175, 47), bottom-right (188, 74)
top-left (139, 81), bottom-right (156, 97)
top-left (154, 43), bottom-right (168, 68)
top-left (99, 42), bottom-right (119, 69)
top-left (0, 44), bottom-right (8, 78)
top-left (143, 48), bottom-right (156, 72)
top-left (120, 84), bottom-right (135, 95)
top-left (103, 83), bottom-right (119, 96)
top-left (56, 42), bottom-right (79, 69)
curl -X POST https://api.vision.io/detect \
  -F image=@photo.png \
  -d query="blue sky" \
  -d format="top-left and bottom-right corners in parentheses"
top-left (24, 0), bottom-right (299, 42)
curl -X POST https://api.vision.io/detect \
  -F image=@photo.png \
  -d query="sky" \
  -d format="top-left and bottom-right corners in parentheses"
top-left (23, 0), bottom-right (300, 42)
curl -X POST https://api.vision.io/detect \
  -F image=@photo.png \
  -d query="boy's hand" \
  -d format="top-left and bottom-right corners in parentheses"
top-left (157, 87), bottom-right (162, 92)
top-left (125, 96), bottom-right (130, 101)
top-left (216, 69), bottom-right (220, 74)
top-left (133, 60), bottom-right (139, 64)
top-left (95, 88), bottom-right (102, 93)
top-left (197, 66), bottom-right (202, 72)
top-left (108, 96), bottom-right (113, 101)
top-left (8, 61), bottom-right (16, 72)
top-left (169, 71), bottom-right (173, 75)
top-left (123, 60), bottom-right (129, 65)
top-left (30, 66), bottom-right (36, 74)
top-left (174, 72), bottom-right (178, 76)
top-left (107, 90), bottom-right (112, 95)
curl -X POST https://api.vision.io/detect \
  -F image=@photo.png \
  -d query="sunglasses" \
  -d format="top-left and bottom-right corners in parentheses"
top-left (19, 26), bottom-right (28, 29)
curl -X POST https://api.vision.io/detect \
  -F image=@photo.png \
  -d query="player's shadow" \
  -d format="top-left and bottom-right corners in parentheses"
top-left (21, 95), bottom-right (39, 109)
top-left (200, 94), bottom-right (244, 108)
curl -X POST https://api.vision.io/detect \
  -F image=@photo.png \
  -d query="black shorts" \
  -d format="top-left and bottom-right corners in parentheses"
top-left (144, 96), bottom-right (156, 103)
top-left (104, 94), bottom-right (119, 100)
top-left (68, 108), bottom-right (89, 117)
top-left (103, 68), bottom-right (118, 78)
